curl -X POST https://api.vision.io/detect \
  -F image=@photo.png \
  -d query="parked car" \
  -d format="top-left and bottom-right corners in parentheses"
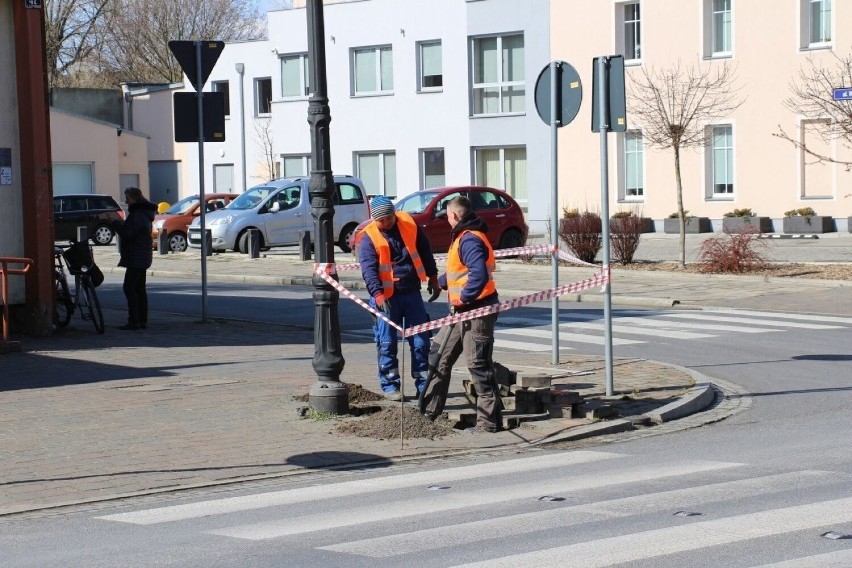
top-left (53, 194), bottom-right (125, 245)
top-left (349, 186), bottom-right (528, 256)
top-left (152, 193), bottom-right (239, 252)
top-left (187, 176), bottom-right (369, 253)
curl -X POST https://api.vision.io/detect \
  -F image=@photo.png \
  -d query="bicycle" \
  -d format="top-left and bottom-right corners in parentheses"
top-left (54, 240), bottom-right (105, 334)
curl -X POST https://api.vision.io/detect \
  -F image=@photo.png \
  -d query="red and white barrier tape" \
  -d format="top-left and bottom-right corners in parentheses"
top-left (313, 262), bottom-right (611, 338)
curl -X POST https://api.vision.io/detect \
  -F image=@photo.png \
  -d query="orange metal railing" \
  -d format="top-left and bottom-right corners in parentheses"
top-left (0, 256), bottom-right (33, 346)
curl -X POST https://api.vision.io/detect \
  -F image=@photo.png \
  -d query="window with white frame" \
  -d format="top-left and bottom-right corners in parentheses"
top-left (356, 152), bottom-right (396, 198)
top-left (471, 34), bottom-right (524, 115)
top-left (212, 81), bottom-right (230, 117)
top-left (280, 53), bottom-right (310, 98)
top-left (473, 146), bottom-right (527, 202)
top-left (254, 77), bottom-right (272, 115)
top-left (617, 2), bottom-right (641, 62)
top-left (282, 155), bottom-right (311, 178)
top-left (709, 125), bottom-right (734, 196)
top-left (800, 0), bottom-right (832, 48)
top-left (624, 131), bottom-right (644, 199)
top-left (418, 41), bottom-right (442, 91)
top-left (421, 149), bottom-right (445, 189)
top-left (353, 46), bottom-right (393, 95)
top-left (712, 0), bottom-right (732, 55)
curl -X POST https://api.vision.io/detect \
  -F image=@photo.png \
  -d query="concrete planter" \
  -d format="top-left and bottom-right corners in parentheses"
top-left (722, 216), bottom-right (773, 234)
top-left (782, 216), bottom-right (834, 234)
top-left (848, 216), bottom-right (852, 233)
top-left (610, 216), bottom-right (655, 233)
top-left (663, 217), bottom-right (712, 234)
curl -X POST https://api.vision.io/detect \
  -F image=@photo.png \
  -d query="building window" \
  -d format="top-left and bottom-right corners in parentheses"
top-left (624, 131), bottom-right (644, 199)
top-left (471, 34), bottom-right (524, 115)
top-left (621, 2), bottom-right (641, 62)
top-left (418, 41), bottom-right (442, 91)
top-left (356, 152), bottom-right (396, 198)
top-left (709, 125), bottom-right (734, 196)
top-left (282, 155), bottom-right (311, 178)
top-left (280, 54), bottom-right (310, 98)
top-left (212, 81), bottom-right (230, 117)
top-left (809, 0), bottom-right (831, 45)
top-left (473, 146), bottom-right (526, 202)
top-left (254, 77), bottom-right (272, 115)
top-left (421, 149), bottom-right (445, 189)
top-left (353, 46), bottom-right (393, 95)
top-left (713, 0), bottom-right (732, 55)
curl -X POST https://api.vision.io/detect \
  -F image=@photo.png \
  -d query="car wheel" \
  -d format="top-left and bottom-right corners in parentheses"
top-left (237, 230), bottom-right (264, 254)
top-left (92, 224), bottom-right (114, 245)
top-left (168, 232), bottom-right (187, 252)
top-left (338, 223), bottom-right (359, 254)
top-left (498, 228), bottom-right (524, 250)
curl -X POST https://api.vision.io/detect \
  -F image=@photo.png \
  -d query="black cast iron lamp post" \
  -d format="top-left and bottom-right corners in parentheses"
top-left (306, 0), bottom-right (348, 414)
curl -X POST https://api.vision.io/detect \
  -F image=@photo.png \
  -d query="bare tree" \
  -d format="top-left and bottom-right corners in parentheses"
top-left (628, 61), bottom-right (744, 267)
top-left (99, 0), bottom-right (265, 84)
top-left (253, 117), bottom-right (277, 182)
top-left (43, 0), bottom-right (114, 89)
top-left (775, 50), bottom-right (852, 169)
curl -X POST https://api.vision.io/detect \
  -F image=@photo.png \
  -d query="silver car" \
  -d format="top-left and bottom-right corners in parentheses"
top-left (187, 176), bottom-right (369, 253)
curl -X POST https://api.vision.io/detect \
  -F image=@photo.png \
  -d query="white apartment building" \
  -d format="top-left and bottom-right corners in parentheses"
top-left (174, 0), bottom-right (851, 233)
top-left (181, 0), bottom-right (554, 231)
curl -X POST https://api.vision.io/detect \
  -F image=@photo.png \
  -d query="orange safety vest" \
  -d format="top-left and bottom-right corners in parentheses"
top-left (363, 211), bottom-right (427, 298)
top-left (447, 230), bottom-right (496, 304)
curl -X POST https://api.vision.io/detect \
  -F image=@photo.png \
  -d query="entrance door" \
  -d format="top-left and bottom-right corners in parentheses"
top-left (149, 161), bottom-right (181, 204)
top-left (214, 164), bottom-right (234, 193)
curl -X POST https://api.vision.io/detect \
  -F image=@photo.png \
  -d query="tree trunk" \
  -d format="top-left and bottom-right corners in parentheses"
top-left (674, 145), bottom-right (685, 268)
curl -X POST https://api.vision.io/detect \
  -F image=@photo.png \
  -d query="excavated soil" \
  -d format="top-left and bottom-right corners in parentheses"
top-left (337, 406), bottom-right (456, 440)
top-left (292, 382), bottom-right (386, 404)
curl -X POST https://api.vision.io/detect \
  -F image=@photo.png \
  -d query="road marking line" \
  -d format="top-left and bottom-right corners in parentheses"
top-left (711, 309), bottom-right (852, 326)
top-left (208, 460), bottom-right (740, 540)
top-left (451, 496), bottom-right (852, 568)
top-left (321, 470), bottom-right (838, 557)
top-left (496, 328), bottom-right (643, 346)
top-left (662, 312), bottom-right (842, 330)
top-left (96, 451), bottom-right (621, 525)
top-left (749, 549), bottom-right (852, 567)
top-left (494, 338), bottom-right (554, 351)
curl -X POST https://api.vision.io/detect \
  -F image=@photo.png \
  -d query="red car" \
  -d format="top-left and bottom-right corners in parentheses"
top-left (350, 186), bottom-right (528, 256)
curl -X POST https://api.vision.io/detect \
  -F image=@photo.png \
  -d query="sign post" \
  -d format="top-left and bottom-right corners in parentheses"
top-left (592, 55), bottom-right (626, 397)
top-left (169, 40), bottom-right (224, 323)
top-left (534, 61), bottom-right (582, 365)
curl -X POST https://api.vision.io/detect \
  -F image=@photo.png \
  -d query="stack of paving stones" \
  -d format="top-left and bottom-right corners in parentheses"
top-left (452, 363), bottom-right (615, 431)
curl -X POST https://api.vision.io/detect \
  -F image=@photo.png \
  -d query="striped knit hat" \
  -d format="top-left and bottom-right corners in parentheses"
top-left (370, 195), bottom-right (395, 219)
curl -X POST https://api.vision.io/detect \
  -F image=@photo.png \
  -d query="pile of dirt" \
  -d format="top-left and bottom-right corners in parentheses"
top-left (291, 382), bottom-right (385, 404)
top-left (337, 406), bottom-right (456, 440)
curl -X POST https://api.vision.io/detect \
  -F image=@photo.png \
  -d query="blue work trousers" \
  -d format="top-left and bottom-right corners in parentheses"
top-left (371, 291), bottom-right (431, 393)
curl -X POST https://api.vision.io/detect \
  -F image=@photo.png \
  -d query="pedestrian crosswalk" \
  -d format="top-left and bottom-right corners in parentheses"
top-left (95, 450), bottom-right (852, 567)
top-left (492, 308), bottom-right (852, 352)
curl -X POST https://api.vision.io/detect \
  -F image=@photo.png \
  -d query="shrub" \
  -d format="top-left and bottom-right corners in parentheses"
top-left (784, 207), bottom-right (817, 217)
top-left (668, 210), bottom-right (694, 219)
top-left (698, 226), bottom-right (769, 273)
top-left (562, 207), bottom-right (580, 218)
top-left (612, 210), bottom-right (633, 219)
top-left (610, 213), bottom-right (643, 265)
top-left (724, 208), bottom-right (755, 218)
top-left (559, 211), bottom-right (602, 263)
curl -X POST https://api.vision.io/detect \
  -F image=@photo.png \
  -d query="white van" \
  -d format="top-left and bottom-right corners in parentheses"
top-left (187, 176), bottom-right (370, 253)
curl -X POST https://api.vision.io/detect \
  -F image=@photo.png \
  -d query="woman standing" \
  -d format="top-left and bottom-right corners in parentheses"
top-left (112, 187), bottom-right (157, 330)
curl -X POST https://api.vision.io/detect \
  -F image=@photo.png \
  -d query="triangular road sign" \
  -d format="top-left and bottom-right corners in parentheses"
top-left (168, 40), bottom-right (225, 91)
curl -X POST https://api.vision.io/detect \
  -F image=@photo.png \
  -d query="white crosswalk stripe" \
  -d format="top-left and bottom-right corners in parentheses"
top-left (749, 549), bottom-right (852, 567)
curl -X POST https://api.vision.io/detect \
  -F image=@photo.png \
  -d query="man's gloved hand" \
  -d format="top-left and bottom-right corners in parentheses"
top-left (426, 276), bottom-right (442, 302)
top-left (374, 293), bottom-right (389, 313)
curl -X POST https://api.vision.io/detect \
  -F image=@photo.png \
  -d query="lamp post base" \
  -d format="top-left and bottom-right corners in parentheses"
top-left (309, 380), bottom-right (349, 414)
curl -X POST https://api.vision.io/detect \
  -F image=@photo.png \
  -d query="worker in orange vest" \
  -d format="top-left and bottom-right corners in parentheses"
top-left (359, 196), bottom-right (441, 401)
top-left (421, 195), bottom-right (502, 432)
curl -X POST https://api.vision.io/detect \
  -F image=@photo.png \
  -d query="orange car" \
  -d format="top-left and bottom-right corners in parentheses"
top-left (152, 193), bottom-right (239, 252)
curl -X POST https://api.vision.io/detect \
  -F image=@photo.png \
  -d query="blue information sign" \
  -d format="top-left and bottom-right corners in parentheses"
top-left (833, 88), bottom-right (852, 101)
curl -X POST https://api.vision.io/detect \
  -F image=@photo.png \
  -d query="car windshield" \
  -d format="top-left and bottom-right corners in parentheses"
top-left (396, 191), bottom-right (440, 215)
top-left (165, 196), bottom-right (200, 215)
top-left (229, 187), bottom-right (276, 210)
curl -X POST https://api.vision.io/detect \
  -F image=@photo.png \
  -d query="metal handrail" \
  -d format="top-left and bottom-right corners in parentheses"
top-left (0, 256), bottom-right (33, 344)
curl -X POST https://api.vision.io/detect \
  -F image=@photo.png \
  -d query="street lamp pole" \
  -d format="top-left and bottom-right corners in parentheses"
top-left (234, 63), bottom-right (247, 192)
top-left (306, 0), bottom-right (348, 414)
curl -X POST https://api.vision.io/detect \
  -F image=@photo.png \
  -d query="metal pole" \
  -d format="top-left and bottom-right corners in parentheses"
top-left (235, 63), bottom-right (247, 192)
top-left (597, 56), bottom-right (614, 396)
top-left (550, 61), bottom-right (560, 364)
top-left (196, 41), bottom-right (209, 323)
top-left (306, 0), bottom-right (348, 414)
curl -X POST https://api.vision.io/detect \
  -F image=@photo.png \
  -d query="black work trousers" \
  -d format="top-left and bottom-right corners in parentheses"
top-left (123, 267), bottom-right (148, 326)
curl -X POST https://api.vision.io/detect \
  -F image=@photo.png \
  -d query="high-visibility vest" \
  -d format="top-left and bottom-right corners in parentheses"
top-left (363, 210), bottom-right (427, 298)
top-left (447, 230), bottom-right (496, 304)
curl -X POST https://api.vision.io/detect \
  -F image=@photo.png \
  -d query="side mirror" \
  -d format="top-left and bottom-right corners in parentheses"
top-left (270, 201), bottom-right (281, 213)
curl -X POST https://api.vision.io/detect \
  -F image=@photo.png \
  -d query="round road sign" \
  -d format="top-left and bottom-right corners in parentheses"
top-left (534, 61), bottom-right (582, 127)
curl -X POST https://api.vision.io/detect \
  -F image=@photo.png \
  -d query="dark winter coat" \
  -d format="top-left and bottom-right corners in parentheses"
top-left (114, 200), bottom-right (157, 269)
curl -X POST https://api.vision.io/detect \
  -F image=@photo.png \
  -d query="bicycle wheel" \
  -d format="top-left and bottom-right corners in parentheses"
top-left (54, 274), bottom-right (73, 328)
top-left (80, 277), bottom-right (105, 334)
